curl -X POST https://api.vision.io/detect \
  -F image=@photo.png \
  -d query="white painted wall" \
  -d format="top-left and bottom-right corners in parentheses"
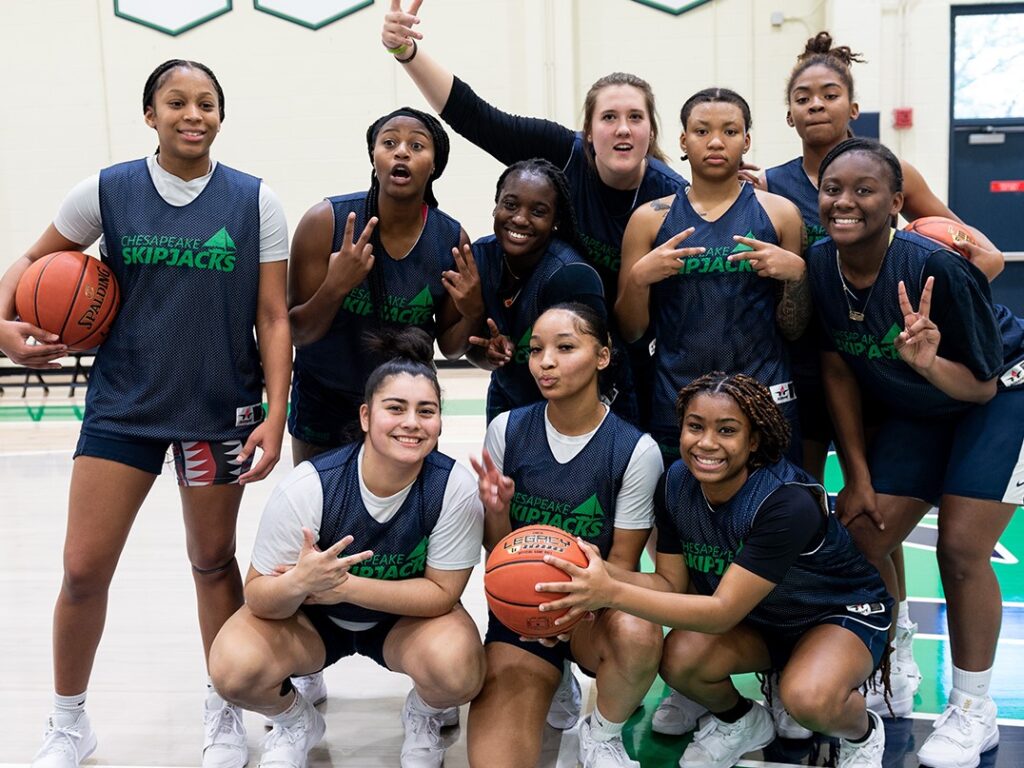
top-left (0, 0), bottom-right (1012, 269)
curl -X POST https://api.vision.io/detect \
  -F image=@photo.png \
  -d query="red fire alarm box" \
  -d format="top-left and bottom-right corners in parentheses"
top-left (892, 107), bottom-right (913, 129)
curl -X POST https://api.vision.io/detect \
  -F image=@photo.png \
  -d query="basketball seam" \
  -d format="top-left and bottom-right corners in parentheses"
top-left (29, 253), bottom-right (57, 328)
top-left (71, 264), bottom-right (117, 351)
top-left (58, 254), bottom-right (90, 342)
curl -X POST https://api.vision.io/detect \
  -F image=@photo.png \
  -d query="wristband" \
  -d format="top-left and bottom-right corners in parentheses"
top-left (397, 40), bottom-right (418, 64)
top-left (386, 44), bottom-right (408, 56)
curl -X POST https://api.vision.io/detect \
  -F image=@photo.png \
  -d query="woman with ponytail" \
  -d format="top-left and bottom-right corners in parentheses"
top-left (210, 327), bottom-right (485, 768)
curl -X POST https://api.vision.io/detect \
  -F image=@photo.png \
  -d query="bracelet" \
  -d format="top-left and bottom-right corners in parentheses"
top-left (385, 43), bottom-right (408, 56)
top-left (396, 40), bottom-right (418, 64)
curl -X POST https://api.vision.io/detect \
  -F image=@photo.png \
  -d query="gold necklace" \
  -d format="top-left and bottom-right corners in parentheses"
top-left (835, 229), bottom-right (896, 322)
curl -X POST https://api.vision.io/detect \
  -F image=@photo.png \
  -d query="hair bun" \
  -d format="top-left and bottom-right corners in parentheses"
top-left (798, 31), bottom-right (865, 66)
top-left (364, 326), bottom-right (436, 370)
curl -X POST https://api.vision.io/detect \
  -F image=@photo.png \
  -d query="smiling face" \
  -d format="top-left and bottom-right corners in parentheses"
top-left (586, 84), bottom-right (653, 187)
top-left (787, 63), bottom-right (859, 150)
top-left (359, 372), bottom-right (441, 468)
top-left (144, 66), bottom-right (221, 163)
top-left (818, 150), bottom-right (903, 249)
top-left (679, 392), bottom-right (758, 501)
top-left (527, 308), bottom-right (609, 403)
top-left (680, 101), bottom-right (751, 180)
top-left (372, 116), bottom-right (435, 200)
top-left (493, 169), bottom-right (559, 265)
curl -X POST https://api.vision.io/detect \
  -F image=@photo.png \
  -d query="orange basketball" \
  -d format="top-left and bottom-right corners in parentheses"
top-left (15, 251), bottom-right (120, 351)
top-left (904, 216), bottom-right (976, 260)
top-left (484, 525), bottom-right (590, 638)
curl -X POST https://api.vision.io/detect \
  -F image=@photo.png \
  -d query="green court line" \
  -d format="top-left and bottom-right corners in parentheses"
top-left (0, 399), bottom-right (487, 423)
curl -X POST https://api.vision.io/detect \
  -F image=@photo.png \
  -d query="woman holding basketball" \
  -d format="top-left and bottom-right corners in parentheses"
top-left (469, 302), bottom-right (664, 768)
top-left (0, 60), bottom-right (290, 768)
top-left (469, 158), bottom-right (604, 424)
top-left (288, 106), bottom-right (480, 462)
top-left (807, 138), bottom-right (1024, 768)
top-left (537, 372), bottom-right (894, 768)
top-left (381, 0), bottom-right (685, 427)
top-left (209, 328), bottom-right (485, 768)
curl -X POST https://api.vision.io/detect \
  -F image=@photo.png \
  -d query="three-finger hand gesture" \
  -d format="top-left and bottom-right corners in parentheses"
top-left (632, 227), bottom-right (705, 286)
top-left (728, 235), bottom-right (805, 282)
top-left (326, 212), bottom-right (377, 294)
top-left (469, 449), bottom-right (515, 517)
top-left (382, 0), bottom-right (423, 54)
top-left (468, 318), bottom-right (513, 369)
top-left (442, 244), bottom-right (484, 320)
top-left (293, 528), bottom-right (373, 595)
top-left (895, 277), bottom-right (940, 371)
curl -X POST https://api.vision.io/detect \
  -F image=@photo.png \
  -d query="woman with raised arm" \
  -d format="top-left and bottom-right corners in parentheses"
top-left (0, 59), bottom-right (290, 768)
top-left (382, 0), bottom-right (686, 427)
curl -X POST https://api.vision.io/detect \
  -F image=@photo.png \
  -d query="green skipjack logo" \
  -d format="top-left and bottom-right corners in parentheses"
top-left (350, 536), bottom-right (428, 580)
top-left (512, 325), bottom-right (533, 365)
top-left (121, 227), bottom-right (237, 272)
top-left (681, 540), bottom-right (737, 577)
top-left (581, 233), bottom-right (620, 273)
top-left (832, 323), bottom-right (902, 360)
top-left (342, 285), bottom-right (434, 324)
top-left (676, 231), bottom-right (756, 276)
top-left (510, 492), bottom-right (605, 538)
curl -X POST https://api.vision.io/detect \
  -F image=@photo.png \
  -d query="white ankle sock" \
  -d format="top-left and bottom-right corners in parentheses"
top-left (590, 706), bottom-right (625, 742)
top-left (408, 688), bottom-right (447, 716)
top-left (897, 600), bottom-right (912, 629)
top-left (269, 693), bottom-right (306, 727)
top-left (952, 666), bottom-right (993, 699)
top-left (52, 692), bottom-right (86, 726)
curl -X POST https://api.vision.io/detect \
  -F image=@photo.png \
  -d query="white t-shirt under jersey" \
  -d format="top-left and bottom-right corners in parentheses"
top-left (250, 448), bottom-right (484, 629)
top-left (53, 155), bottom-right (289, 262)
top-left (484, 405), bottom-right (663, 530)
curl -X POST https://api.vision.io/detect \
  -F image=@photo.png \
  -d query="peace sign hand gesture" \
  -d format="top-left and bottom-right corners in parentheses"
top-left (442, 244), bottom-right (484, 321)
top-left (382, 0), bottom-right (423, 53)
top-left (469, 449), bottom-right (515, 518)
top-left (895, 277), bottom-right (940, 371)
top-left (468, 318), bottom-right (513, 369)
top-left (728, 235), bottom-right (805, 282)
top-left (292, 528), bottom-right (373, 596)
top-left (326, 212), bottom-right (377, 295)
top-left (632, 227), bottom-right (705, 286)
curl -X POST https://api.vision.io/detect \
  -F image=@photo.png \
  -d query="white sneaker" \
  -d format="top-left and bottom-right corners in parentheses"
top-left (651, 690), bottom-right (707, 735)
top-left (917, 692), bottom-right (999, 768)
top-left (258, 695), bottom-right (325, 768)
top-left (292, 672), bottom-right (328, 706)
top-left (895, 622), bottom-right (922, 695)
top-left (203, 697), bottom-right (248, 768)
top-left (264, 674), bottom-right (327, 728)
top-left (399, 690), bottom-right (459, 768)
top-left (767, 674), bottom-right (812, 740)
top-left (680, 702), bottom-right (775, 768)
top-left (32, 712), bottom-right (98, 768)
top-left (546, 666), bottom-right (582, 730)
top-left (865, 661), bottom-right (916, 718)
top-left (838, 709), bottom-right (885, 768)
top-left (577, 715), bottom-right (639, 767)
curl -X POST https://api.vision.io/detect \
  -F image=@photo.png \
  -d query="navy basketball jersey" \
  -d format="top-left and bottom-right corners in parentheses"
top-left (295, 192), bottom-right (460, 396)
top-left (87, 159), bottom-right (263, 441)
top-left (502, 403), bottom-right (644, 557)
top-left (475, 235), bottom-right (599, 421)
top-left (765, 158), bottom-right (827, 246)
top-left (661, 458), bottom-right (889, 632)
top-left (648, 183), bottom-right (794, 451)
top-left (563, 134), bottom-right (686, 296)
top-left (809, 230), bottom-right (1024, 418)
top-left (307, 442), bottom-right (454, 624)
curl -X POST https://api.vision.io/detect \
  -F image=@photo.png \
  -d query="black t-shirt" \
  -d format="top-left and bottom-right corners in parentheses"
top-left (656, 478), bottom-right (826, 585)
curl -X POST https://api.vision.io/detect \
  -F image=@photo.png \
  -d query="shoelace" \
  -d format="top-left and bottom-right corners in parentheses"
top-left (38, 719), bottom-right (85, 759)
top-left (406, 711), bottom-right (443, 746)
top-left (589, 735), bottom-right (629, 760)
top-left (265, 716), bottom-right (310, 749)
top-left (206, 704), bottom-right (244, 742)
top-left (932, 704), bottom-right (977, 741)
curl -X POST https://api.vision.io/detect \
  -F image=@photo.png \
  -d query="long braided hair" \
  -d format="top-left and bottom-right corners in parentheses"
top-left (674, 372), bottom-right (791, 470)
top-left (493, 158), bottom-right (587, 258)
top-left (362, 108), bottom-right (450, 324)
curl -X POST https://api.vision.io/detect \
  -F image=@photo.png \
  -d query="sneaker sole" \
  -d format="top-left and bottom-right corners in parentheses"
top-left (917, 729), bottom-right (999, 768)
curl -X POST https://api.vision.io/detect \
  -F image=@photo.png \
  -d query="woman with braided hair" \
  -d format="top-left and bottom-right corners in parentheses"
top-left (538, 372), bottom-right (893, 768)
top-left (288, 107), bottom-right (481, 462)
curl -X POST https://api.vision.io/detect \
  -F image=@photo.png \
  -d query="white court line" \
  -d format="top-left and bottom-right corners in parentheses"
top-left (917, 632), bottom-right (1024, 646)
top-left (910, 595), bottom-right (1024, 609)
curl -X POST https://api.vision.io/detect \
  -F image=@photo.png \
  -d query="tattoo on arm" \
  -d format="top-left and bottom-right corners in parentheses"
top-left (650, 200), bottom-right (671, 211)
top-left (776, 273), bottom-right (812, 341)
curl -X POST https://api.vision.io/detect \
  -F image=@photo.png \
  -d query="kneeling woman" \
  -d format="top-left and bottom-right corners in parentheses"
top-left (470, 303), bottom-right (664, 768)
top-left (539, 373), bottom-right (892, 768)
top-left (210, 329), bottom-right (485, 768)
